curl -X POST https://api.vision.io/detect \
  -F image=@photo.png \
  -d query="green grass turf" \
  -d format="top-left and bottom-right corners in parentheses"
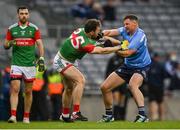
top-left (0, 121), bottom-right (180, 129)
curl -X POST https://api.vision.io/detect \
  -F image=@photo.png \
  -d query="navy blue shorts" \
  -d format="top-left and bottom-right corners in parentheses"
top-left (115, 64), bottom-right (151, 83)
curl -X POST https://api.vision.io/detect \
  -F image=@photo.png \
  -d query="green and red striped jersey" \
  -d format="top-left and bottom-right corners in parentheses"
top-left (60, 28), bottom-right (97, 62)
top-left (6, 22), bottom-right (41, 66)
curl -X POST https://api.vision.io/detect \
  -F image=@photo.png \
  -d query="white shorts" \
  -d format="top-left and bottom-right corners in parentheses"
top-left (53, 52), bottom-right (78, 74)
top-left (10, 65), bottom-right (36, 82)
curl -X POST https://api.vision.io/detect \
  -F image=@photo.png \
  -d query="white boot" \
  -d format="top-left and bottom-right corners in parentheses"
top-left (23, 117), bottom-right (30, 123)
top-left (8, 116), bottom-right (17, 123)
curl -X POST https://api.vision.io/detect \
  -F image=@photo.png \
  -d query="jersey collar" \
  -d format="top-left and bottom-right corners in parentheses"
top-left (18, 21), bottom-right (30, 29)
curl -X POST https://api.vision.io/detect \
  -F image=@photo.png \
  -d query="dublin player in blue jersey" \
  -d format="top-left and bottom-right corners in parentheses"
top-left (99, 15), bottom-right (151, 122)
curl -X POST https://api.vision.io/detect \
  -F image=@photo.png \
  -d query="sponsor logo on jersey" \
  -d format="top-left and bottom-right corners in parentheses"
top-left (14, 38), bottom-right (35, 46)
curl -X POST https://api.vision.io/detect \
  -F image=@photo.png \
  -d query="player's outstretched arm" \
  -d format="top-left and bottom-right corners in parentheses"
top-left (103, 29), bottom-right (119, 37)
top-left (103, 36), bottom-right (121, 46)
top-left (90, 46), bottom-right (121, 54)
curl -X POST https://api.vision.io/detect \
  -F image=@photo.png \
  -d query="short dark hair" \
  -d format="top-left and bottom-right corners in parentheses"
top-left (123, 14), bottom-right (138, 22)
top-left (84, 19), bottom-right (101, 33)
top-left (17, 6), bottom-right (28, 13)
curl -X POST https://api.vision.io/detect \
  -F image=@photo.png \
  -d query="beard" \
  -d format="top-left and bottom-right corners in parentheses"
top-left (20, 17), bottom-right (27, 24)
top-left (90, 35), bottom-right (98, 40)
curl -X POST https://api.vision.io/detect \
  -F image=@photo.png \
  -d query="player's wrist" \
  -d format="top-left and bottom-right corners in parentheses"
top-left (7, 40), bottom-right (16, 47)
top-left (116, 45), bottom-right (122, 51)
top-left (39, 56), bottom-right (44, 60)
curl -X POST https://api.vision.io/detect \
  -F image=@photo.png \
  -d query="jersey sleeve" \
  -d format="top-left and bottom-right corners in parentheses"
top-left (79, 44), bottom-right (95, 53)
top-left (117, 27), bottom-right (124, 36)
top-left (128, 33), bottom-right (146, 50)
top-left (34, 29), bottom-right (41, 40)
top-left (5, 29), bottom-right (13, 40)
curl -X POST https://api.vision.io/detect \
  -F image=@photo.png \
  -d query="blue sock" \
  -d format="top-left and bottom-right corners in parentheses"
top-left (138, 106), bottom-right (146, 116)
top-left (105, 108), bottom-right (113, 116)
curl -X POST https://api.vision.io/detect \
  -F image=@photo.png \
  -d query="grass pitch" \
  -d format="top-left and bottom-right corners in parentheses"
top-left (0, 121), bottom-right (180, 129)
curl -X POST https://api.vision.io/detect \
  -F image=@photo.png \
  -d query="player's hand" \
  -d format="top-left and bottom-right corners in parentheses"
top-left (8, 40), bottom-right (16, 47)
top-left (120, 40), bottom-right (129, 50)
top-left (37, 57), bottom-right (45, 72)
top-left (96, 32), bottom-right (104, 40)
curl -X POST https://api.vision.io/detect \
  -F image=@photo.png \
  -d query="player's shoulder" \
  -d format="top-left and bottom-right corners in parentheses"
top-left (8, 23), bottom-right (18, 30)
top-left (29, 22), bottom-right (39, 30)
top-left (118, 27), bottom-right (125, 32)
top-left (137, 28), bottom-right (145, 35)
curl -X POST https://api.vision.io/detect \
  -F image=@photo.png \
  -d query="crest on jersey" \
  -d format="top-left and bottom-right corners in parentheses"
top-left (20, 30), bottom-right (26, 36)
top-left (29, 31), bottom-right (32, 35)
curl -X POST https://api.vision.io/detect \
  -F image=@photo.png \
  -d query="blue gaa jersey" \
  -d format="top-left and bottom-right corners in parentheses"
top-left (118, 27), bottom-right (151, 68)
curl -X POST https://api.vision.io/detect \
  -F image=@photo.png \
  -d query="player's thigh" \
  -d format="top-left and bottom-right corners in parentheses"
top-left (63, 66), bottom-right (85, 84)
top-left (101, 72), bottom-right (125, 92)
top-left (10, 65), bottom-right (22, 91)
top-left (129, 73), bottom-right (143, 89)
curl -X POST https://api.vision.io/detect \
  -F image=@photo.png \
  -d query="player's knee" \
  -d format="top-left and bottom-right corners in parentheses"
top-left (11, 86), bottom-right (20, 94)
top-left (81, 76), bottom-right (86, 85)
top-left (76, 76), bottom-right (85, 86)
top-left (66, 88), bottom-right (73, 95)
top-left (128, 83), bottom-right (138, 92)
top-left (100, 83), bottom-right (108, 93)
top-left (25, 88), bottom-right (32, 95)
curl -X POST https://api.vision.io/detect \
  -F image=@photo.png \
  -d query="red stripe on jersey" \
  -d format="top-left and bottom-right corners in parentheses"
top-left (5, 29), bottom-right (12, 40)
top-left (79, 44), bottom-right (95, 53)
top-left (34, 30), bottom-right (41, 40)
top-left (14, 38), bottom-right (35, 46)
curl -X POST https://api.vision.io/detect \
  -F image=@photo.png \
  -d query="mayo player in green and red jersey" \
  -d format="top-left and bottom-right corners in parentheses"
top-left (53, 19), bottom-right (128, 122)
top-left (4, 6), bottom-right (44, 123)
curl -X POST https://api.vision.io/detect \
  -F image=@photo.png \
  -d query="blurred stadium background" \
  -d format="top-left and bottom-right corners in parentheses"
top-left (0, 0), bottom-right (180, 122)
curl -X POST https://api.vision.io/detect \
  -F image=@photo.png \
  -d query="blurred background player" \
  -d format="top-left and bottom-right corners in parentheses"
top-left (3, 6), bottom-right (45, 123)
top-left (147, 52), bottom-right (167, 121)
top-left (30, 59), bottom-right (49, 121)
top-left (45, 67), bottom-right (64, 120)
top-left (100, 14), bottom-right (151, 122)
top-left (53, 19), bottom-right (127, 122)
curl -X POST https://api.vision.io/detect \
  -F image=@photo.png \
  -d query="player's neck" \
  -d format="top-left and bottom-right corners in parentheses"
top-left (129, 27), bottom-right (138, 36)
top-left (18, 21), bottom-right (29, 27)
top-left (85, 32), bottom-right (91, 39)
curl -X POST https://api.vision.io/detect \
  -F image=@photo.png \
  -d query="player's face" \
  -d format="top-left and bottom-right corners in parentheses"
top-left (123, 19), bottom-right (137, 34)
top-left (18, 9), bottom-right (29, 24)
top-left (90, 26), bottom-right (101, 40)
